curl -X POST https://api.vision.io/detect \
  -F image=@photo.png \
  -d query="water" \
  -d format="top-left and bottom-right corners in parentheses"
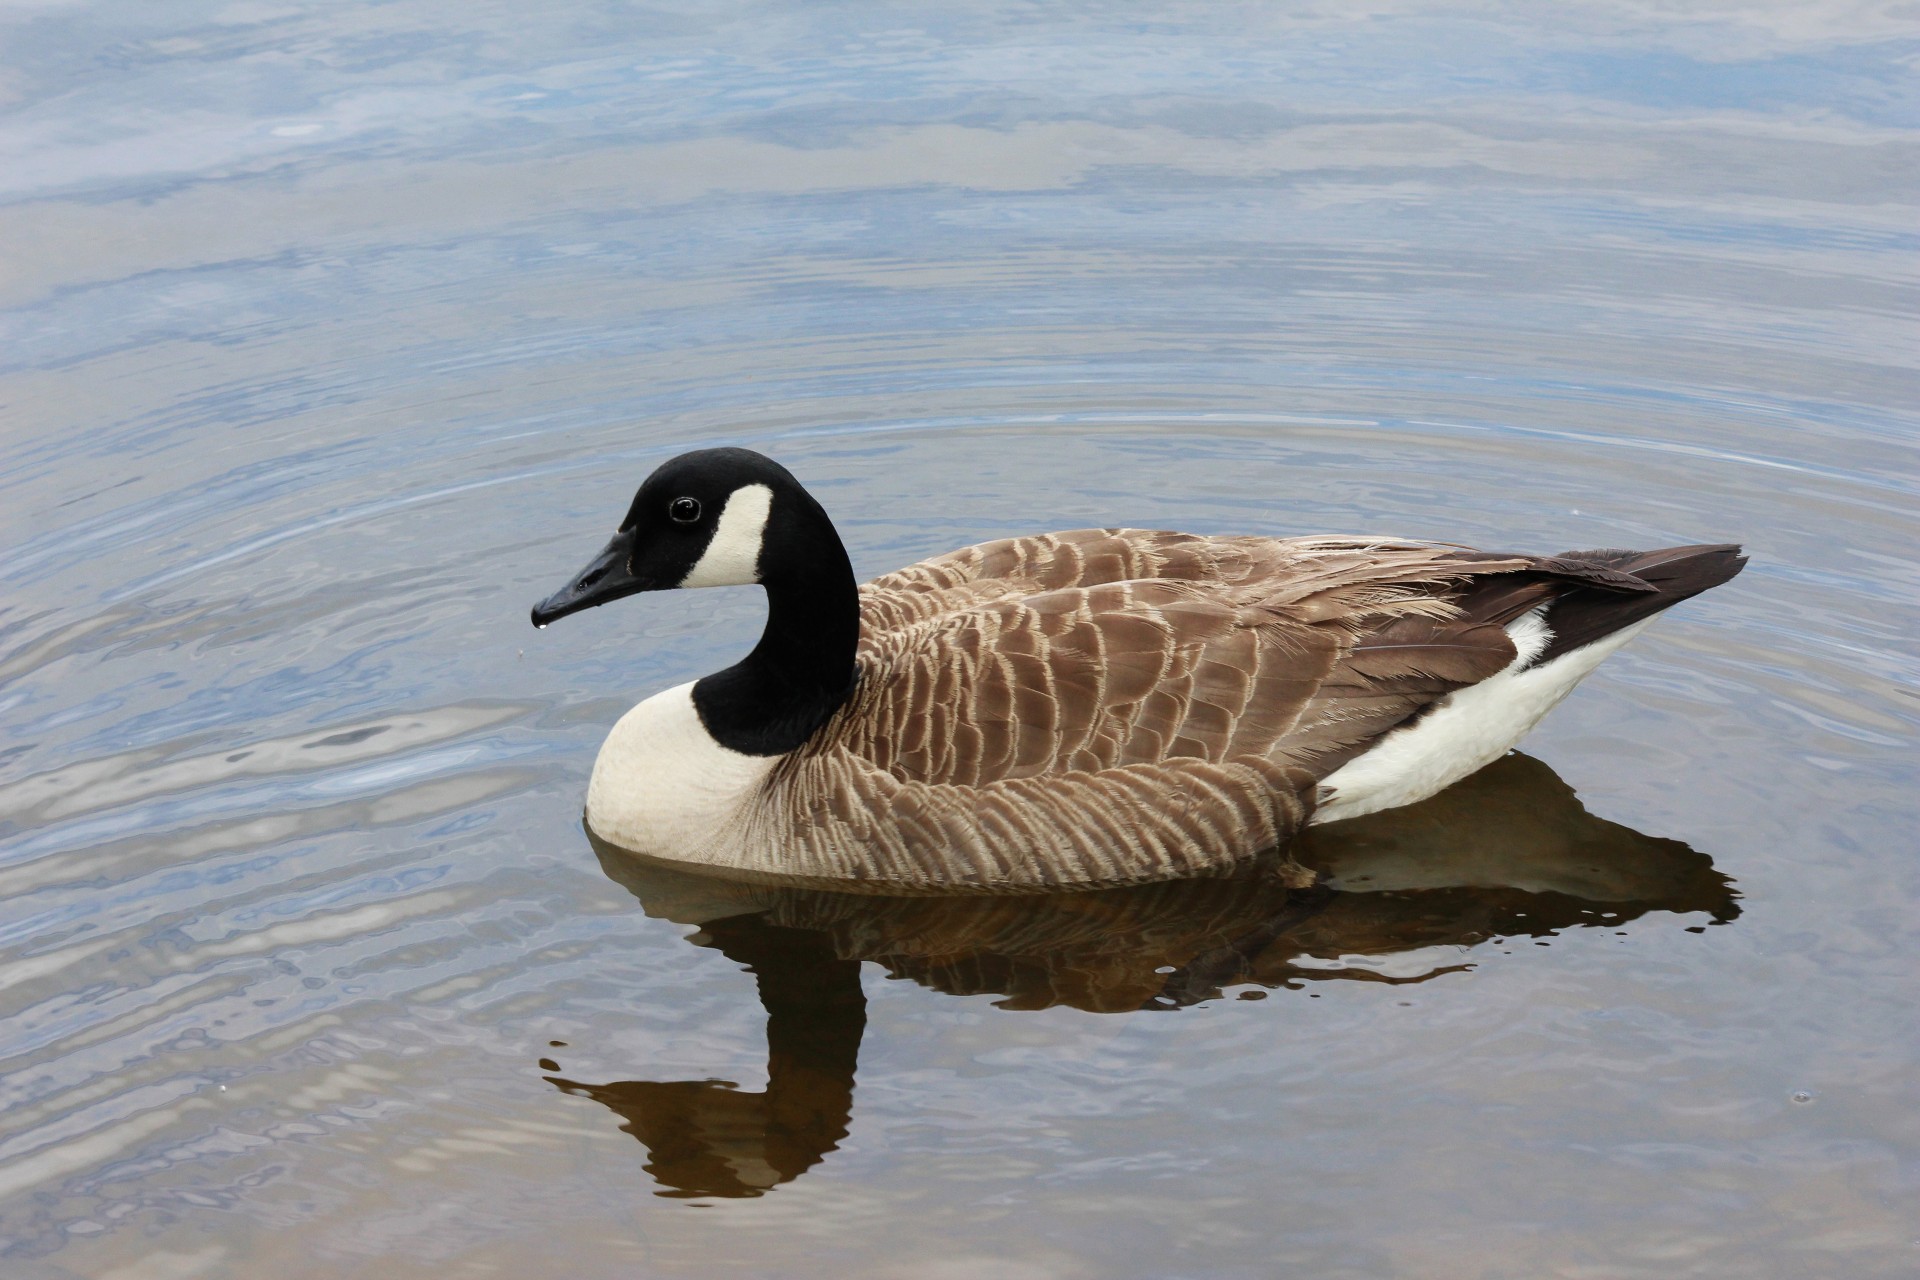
top-left (2, 2), bottom-right (1917, 1275)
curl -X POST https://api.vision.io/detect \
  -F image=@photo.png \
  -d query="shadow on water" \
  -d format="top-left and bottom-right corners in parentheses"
top-left (545, 753), bottom-right (1736, 1198)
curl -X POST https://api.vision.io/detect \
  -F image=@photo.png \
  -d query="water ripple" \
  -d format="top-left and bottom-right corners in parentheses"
top-left (1, 2), bottom-right (1916, 1275)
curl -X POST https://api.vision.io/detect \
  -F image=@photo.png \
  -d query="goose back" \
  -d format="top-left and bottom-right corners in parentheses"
top-left (712, 529), bottom-right (1677, 891)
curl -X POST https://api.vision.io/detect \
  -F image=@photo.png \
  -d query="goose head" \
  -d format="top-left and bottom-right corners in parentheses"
top-left (531, 447), bottom-right (829, 628)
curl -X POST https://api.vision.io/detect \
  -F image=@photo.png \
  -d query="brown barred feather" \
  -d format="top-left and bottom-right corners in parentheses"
top-left (706, 532), bottom-right (1514, 890)
top-left (681, 528), bottom-right (1740, 893)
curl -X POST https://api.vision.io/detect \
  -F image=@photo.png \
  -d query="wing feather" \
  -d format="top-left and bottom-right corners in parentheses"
top-left (844, 541), bottom-right (1532, 790)
top-left (779, 530), bottom-right (1647, 888)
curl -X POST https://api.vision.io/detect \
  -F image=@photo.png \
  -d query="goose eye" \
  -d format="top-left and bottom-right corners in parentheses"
top-left (668, 497), bottom-right (701, 524)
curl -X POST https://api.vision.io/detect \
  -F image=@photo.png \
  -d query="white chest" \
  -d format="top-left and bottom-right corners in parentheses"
top-left (585, 682), bottom-right (780, 857)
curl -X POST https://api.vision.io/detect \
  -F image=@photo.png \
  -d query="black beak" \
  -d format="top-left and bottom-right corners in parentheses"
top-left (531, 528), bottom-right (650, 627)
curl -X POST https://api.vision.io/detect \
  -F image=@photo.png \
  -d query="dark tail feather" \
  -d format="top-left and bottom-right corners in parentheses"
top-left (1535, 543), bottom-right (1746, 665)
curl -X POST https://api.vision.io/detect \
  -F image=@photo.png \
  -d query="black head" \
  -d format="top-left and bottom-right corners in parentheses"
top-left (531, 448), bottom-right (823, 628)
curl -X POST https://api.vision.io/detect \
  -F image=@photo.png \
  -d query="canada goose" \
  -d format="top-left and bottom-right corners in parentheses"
top-left (531, 447), bottom-right (1744, 891)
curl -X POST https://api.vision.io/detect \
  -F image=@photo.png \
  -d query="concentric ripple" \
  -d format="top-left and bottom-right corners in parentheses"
top-left (1, 2), bottom-right (1916, 1276)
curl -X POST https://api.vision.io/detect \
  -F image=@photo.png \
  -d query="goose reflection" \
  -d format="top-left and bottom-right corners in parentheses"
top-left (544, 753), bottom-right (1736, 1197)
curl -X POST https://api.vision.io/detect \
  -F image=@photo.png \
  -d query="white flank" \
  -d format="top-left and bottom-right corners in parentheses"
top-left (1311, 609), bottom-right (1656, 824)
top-left (679, 483), bottom-right (773, 588)
top-left (586, 682), bottom-right (779, 855)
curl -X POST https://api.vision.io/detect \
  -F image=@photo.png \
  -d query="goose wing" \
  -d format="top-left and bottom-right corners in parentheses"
top-left (849, 558), bottom-right (1523, 787)
top-left (768, 537), bottom-right (1638, 889)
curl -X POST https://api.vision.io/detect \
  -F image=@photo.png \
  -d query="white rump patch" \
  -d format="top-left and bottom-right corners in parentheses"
top-left (679, 483), bottom-right (773, 588)
top-left (1311, 608), bottom-right (1655, 825)
top-left (586, 682), bottom-right (779, 855)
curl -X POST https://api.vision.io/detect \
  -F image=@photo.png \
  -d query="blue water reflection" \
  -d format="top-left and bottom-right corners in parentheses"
top-left (1, 2), bottom-right (1916, 1276)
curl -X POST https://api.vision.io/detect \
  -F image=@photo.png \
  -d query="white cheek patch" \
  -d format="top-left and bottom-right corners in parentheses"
top-left (679, 483), bottom-right (774, 588)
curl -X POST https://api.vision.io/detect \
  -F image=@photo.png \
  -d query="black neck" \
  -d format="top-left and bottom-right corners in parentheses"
top-left (691, 497), bottom-right (860, 756)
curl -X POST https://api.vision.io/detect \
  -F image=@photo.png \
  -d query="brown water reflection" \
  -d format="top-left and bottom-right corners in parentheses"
top-left (550, 753), bottom-right (1736, 1198)
top-left (545, 920), bottom-right (866, 1199)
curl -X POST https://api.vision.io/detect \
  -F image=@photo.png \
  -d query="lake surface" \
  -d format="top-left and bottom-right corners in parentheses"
top-left (2, 2), bottom-right (1917, 1276)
